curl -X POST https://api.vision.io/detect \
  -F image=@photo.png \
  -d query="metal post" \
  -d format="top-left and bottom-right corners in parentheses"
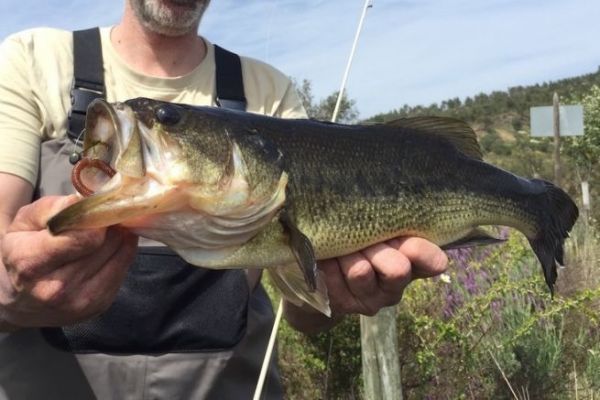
top-left (330, 0), bottom-right (373, 123)
top-left (553, 92), bottom-right (561, 186)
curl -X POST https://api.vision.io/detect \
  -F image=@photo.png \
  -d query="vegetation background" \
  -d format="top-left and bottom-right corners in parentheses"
top-left (268, 68), bottom-right (600, 399)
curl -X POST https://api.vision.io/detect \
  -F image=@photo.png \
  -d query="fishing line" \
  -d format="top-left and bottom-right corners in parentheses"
top-left (68, 128), bottom-right (86, 165)
top-left (331, 0), bottom-right (373, 122)
top-left (253, 298), bottom-right (284, 400)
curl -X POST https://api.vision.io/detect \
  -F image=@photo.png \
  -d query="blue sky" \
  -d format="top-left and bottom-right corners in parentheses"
top-left (2, 0), bottom-right (599, 118)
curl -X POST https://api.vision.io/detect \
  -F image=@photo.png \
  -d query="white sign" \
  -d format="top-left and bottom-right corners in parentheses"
top-left (530, 104), bottom-right (584, 137)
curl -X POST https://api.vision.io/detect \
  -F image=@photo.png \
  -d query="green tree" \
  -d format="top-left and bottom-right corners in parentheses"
top-left (293, 79), bottom-right (359, 123)
top-left (564, 85), bottom-right (600, 180)
top-left (563, 85), bottom-right (600, 222)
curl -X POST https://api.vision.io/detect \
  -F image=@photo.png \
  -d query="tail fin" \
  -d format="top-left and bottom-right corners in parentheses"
top-left (527, 179), bottom-right (579, 293)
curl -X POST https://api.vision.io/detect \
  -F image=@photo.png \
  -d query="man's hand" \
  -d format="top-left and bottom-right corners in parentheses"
top-left (0, 195), bottom-right (138, 329)
top-left (284, 237), bottom-right (448, 334)
top-left (321, 237), bottom-right (448, 316)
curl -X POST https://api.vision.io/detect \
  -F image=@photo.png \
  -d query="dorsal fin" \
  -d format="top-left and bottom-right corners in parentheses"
top-left (385, 116), bottom-right (483, 160)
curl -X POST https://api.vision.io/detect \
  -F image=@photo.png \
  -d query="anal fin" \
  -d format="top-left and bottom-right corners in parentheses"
top-left (441, 227), bottom-right (506, 250)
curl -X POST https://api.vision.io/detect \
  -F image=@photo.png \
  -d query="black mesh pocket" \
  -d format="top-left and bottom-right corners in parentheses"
top-left (42, 247), bottom-right (249, 354)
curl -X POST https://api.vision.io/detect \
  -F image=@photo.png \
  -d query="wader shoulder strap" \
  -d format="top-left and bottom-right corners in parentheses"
top-left (214, 44), bottom-right (247, 111)
top-left (67, 31), bottom-right (247, 143)
top-left (68, 28), bottom-right (105, 141)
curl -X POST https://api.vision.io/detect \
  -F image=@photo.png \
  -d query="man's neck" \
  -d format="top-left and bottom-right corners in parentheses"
top-left (111, 5), bottom-right (206, 78)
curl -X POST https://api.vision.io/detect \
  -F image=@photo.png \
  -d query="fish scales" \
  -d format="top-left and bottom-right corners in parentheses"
top-left (206, 112), bottom-right (540, 257)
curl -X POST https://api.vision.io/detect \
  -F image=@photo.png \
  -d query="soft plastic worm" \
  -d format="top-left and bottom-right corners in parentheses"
top-left (71, 158), bottom-right (116, 197)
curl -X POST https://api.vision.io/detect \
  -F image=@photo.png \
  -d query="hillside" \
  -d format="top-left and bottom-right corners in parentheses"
top-left (366, 67), bottom-right (600, 222)
top-left (367, 66), bottom-right (600, 144)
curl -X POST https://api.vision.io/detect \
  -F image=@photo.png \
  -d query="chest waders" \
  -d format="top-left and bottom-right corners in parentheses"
top-left (37, 27), bottom-right (274, 354)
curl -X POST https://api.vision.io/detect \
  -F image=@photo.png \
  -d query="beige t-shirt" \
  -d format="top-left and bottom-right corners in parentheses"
top-left (0, 27), bottom-right (306, 187)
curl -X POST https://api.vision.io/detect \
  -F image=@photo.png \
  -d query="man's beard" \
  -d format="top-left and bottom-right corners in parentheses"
top-left (130, 0), bottom-right (211, 36)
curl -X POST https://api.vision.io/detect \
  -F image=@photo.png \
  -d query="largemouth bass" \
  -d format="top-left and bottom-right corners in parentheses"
top-left (48, 98), bottom-right (579, 315)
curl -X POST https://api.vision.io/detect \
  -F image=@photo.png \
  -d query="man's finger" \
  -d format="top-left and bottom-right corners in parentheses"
top-left (75, 230), bottom-right (138, 315)
top-left (2, 227), bottom-right (108, 288)
top-left (41, 226), bottom-right (135, 293)
top-left (318, 258), bottom-right (356, 314)
top-left (387, 237), bottom-right (448, 279)
top-left (8, 195), bottom-right (79, 232)
top-left (360, 242), bottom-right (411, 294)
top-left (337, 251), bottom-right (378, 300)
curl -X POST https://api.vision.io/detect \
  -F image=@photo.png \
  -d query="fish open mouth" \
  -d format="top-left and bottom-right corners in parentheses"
top-left (83, 99), bottom-right (137, 164)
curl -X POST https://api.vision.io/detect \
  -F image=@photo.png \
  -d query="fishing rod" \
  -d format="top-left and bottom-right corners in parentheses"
top-left (331, 0), bottom-right (373, 123)
top-left (253, 1), bottom-right (374, 398)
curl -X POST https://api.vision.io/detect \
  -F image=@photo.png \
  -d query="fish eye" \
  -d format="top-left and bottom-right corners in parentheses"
top-left (155, 104), bottom-right (181, 125)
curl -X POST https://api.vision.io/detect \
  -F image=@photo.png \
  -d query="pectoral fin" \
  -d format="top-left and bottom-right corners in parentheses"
top-left (269, 210), bottom-right (330, 315)
top-left (441, 228), bottom-right (506, 250)
top-left (280, 210), bottom-right (317, 291)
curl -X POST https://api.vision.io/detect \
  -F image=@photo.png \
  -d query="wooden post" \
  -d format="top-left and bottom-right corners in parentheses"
top-left (553, 92), bottom-right (561, 186)
top-left (361, 307), bottom-right (403, 400)
top-left (581, 180), bottom-right (591, 223)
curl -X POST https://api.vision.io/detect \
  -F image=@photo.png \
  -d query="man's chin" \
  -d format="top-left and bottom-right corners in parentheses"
top-left (141, 20), bottom-right (198, 37)
top-left (131, 0), bottom-right (207, 36)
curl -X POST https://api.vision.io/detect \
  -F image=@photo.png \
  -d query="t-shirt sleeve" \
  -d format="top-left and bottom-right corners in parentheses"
top-left (274, 79), bottom-right (308, 119)
top-left (0, 33), bottom-right (43, 186)
top-left (240, 56), bottom-right (307, 120)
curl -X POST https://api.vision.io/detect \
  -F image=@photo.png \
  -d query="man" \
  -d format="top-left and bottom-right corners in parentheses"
top-left (0, 0), bottom-right (448, 398)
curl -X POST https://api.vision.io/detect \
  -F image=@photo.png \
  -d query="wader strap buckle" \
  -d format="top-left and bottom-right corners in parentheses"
top-left (68, 28), bottom-right (105, 142)
top-left (214, 44), bottom-right (247, 111)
